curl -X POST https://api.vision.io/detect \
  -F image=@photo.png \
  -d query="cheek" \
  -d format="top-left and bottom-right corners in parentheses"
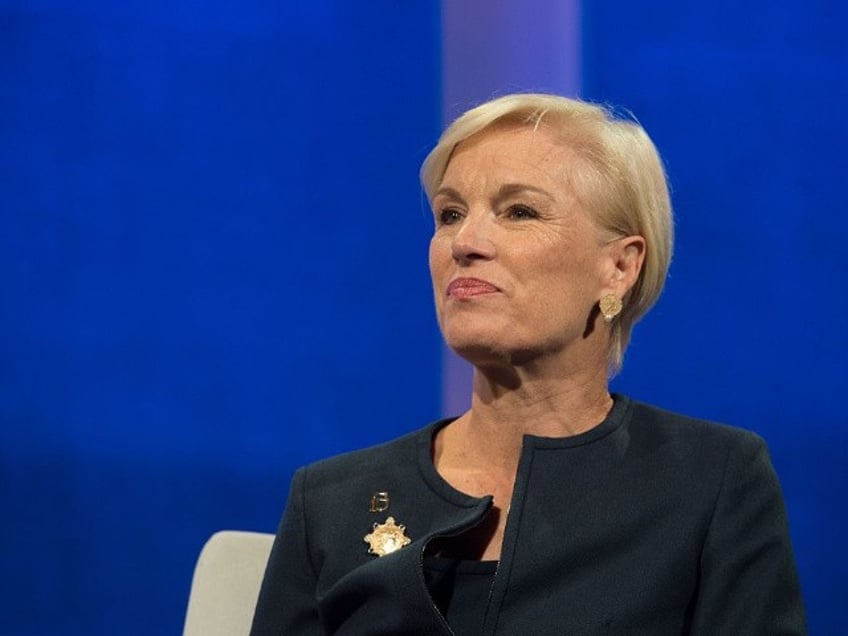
top-left (428, 235), bottom-right (450, 277)
top-left (428, 238), bottom-right (445, 302)
top-left (428, 242), bottom-right (446, 321)
top-left (539, 251), bottom-right (604, 302)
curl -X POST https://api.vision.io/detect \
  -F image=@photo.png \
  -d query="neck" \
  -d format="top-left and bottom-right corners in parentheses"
top-left (456, 356), bottom-right (612, 470)
top-left (473, 363), bottom-right (611, 430)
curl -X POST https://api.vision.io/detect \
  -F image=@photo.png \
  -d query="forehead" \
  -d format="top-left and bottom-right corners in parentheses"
top-left (441, 122), bottom-right (580, 192)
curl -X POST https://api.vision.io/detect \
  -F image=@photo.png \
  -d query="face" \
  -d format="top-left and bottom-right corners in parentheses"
top-left (429, 123), bottom-right (622, 368)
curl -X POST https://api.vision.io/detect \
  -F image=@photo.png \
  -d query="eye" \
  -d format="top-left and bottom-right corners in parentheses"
top-left (438, 208), bottom-right (464, 226)
top-left (506, 204), bottom-right (538, 220)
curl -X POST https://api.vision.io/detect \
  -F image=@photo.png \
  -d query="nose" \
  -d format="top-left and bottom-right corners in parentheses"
top-left (450, 211), bottom-right (496, 263)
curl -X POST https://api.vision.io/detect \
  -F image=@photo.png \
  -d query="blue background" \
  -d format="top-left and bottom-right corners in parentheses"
top-left (1, 0), bottom-right (845, 633)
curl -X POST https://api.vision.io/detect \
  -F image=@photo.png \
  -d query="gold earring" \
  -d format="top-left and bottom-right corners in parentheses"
top-left (599, 294), bottom-right (623, 323)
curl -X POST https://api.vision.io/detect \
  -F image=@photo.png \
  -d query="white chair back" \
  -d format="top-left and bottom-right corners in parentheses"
top-left (183, 530), bottom-right (274, 636)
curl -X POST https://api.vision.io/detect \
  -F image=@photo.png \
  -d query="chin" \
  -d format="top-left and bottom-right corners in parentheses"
top-left (443, 329), bottom-right (524, 365)
top-left (449, 346), bottom-right (508, 369)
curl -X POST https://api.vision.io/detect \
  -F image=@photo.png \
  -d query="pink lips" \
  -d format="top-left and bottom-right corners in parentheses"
top-left (446, 277), bottom-right (499, 299)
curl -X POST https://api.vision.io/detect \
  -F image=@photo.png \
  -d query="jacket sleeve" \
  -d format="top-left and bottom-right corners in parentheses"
top-left (689, 433), bottom-right (806, 634)
top-left (250, 467), bottom-right (322, 636)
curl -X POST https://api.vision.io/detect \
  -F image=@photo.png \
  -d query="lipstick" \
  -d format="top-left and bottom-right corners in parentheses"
top-left (446, 277), bottom-right (499, 299)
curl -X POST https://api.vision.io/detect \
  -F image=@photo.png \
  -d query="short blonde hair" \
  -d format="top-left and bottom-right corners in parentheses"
top-left (420, 93), bottom-right (673, 374)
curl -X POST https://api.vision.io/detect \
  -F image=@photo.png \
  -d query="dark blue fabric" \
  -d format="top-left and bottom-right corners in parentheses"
top-left (424, 558), bottom-right (497, 636)
top-left (250, 396), bottom-right (805, 634)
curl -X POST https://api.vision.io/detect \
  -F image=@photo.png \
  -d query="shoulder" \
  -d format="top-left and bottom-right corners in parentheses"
top-left (293, 418), bottom-right (452, 493)
top-left (615, 397), bottom-right (789, 550)
top-left (623, 396), bottom-right (767, 457)
top-left (614, 403), bottom-right (804, 632)
top-left (614, 396), bottom-right (774, 494)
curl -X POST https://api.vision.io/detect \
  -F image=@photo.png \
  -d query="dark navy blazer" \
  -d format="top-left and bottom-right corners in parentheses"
top-left (251, 395), bottom-right (806, 635)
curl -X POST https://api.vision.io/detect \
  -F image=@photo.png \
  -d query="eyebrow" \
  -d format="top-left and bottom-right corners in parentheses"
top-left (433, 186), bottom-right (464, 202)
top-left (496, 183), bottom-right (554, 202)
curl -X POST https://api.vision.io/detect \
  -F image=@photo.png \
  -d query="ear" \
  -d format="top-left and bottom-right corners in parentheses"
top-left (603, 235), bottom-right (646, 297)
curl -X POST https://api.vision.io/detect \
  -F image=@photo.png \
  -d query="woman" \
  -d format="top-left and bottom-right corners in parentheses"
top-left (251, 94), bottom-right (805, 635)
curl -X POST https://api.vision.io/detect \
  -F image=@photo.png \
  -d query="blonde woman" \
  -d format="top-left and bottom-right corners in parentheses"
top-left (251, 93), bottom-right (805, 635)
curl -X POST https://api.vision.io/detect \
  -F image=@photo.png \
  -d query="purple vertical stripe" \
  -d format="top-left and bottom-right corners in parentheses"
top-left (439, 0), bottom-right (583, 416)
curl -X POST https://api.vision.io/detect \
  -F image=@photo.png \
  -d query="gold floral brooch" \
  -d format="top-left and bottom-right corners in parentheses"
top-left (363, 517), bottom-right (411, 557)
